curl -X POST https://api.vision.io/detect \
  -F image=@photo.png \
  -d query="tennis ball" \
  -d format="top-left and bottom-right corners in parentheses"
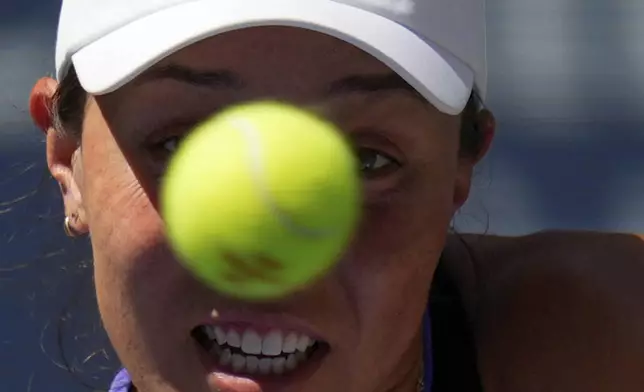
top-left (161, 101), bottom-right (360, 300)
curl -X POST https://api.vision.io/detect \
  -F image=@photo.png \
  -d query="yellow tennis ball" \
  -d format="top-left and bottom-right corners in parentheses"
top-left (161, 101), bottom-right (360, 300)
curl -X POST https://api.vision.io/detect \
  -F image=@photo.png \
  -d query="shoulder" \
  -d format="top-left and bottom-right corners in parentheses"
top-left (445, 231), bottom-right (644, 392)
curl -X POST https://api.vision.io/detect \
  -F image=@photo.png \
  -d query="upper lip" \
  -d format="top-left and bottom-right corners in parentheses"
top-left (198, 310), bottom-right (326, 342)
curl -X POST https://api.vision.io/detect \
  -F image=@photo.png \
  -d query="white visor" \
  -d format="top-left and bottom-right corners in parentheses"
top-left (56, 0), bottom-right (486, 114)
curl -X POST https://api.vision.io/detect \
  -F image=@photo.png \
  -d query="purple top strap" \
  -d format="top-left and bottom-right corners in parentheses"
top-left (109, 368), bottom-right (131, 392)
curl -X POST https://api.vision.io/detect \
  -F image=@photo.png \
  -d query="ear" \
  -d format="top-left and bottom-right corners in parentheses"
top-left (473, 109), bottom-right (495, 162)
top-left (30, 77), bottom-right (89, 236)
top-left (29, 78), bottom-right (57, 132)
top-left (453, 109), bottom-right (496, 209)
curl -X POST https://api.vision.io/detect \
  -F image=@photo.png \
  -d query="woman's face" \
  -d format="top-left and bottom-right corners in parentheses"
top-left (43, 27), bottom-right (485, 392)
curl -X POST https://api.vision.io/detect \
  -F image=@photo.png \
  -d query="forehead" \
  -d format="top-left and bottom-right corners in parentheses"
top-left (154, 26), bottom-right (394, 80)
top-left (100, 25), bottom-right (435, 129)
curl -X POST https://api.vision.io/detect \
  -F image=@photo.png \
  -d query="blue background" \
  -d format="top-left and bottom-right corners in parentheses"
top-left (1, 0), bottom-right (644, 390)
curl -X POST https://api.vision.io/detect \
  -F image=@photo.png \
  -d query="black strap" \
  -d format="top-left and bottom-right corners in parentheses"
top-left (429, 257), bottom-right (484, 392)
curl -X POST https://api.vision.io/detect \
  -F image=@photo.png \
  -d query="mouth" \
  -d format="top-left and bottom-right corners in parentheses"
top-left (192, 324), bottom-right (328, 379)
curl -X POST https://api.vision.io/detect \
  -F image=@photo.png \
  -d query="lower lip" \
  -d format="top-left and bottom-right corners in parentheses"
top-left (197, 343), bottom-right (329, 391)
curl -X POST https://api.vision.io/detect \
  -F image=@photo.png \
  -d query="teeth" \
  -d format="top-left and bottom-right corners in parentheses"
top-left (232, 354), bottom-right (246, 372)
top-left (241, 329), bottom-right (263, 355)
top-left (262, 330), bottom-right (283, 356)
top-left (282, 333), bottom-right (298, 353)
top-left (272, 357), bottom-right (286, 374)
top-left (214, 327), bottom-right (226, 345)
top-left (219, 348), bottom-right (232, 366)
top-left (213, 340), bottom-right (314, 375)
top-left (296, 335), bottom-right (310, 352)
top-left (246, 356), bottom-right (259, 374)
top-left (258, 358), bottom-right (272, 375)
top-left (204, 326), bottom-right (215, 340)
top-left (227, 330), bottom-right (241, 348)
top-left (203, 326), bottom-right (317, 361)
top-left (285, 354), bottom-right (297, 371)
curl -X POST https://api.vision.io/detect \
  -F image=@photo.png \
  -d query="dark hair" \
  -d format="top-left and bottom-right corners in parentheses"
top-left (52, 66), bottom-right (487, 157)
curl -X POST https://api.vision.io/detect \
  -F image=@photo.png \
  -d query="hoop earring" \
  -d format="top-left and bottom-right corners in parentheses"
top-left (63, 215), bottom-right (80, 237)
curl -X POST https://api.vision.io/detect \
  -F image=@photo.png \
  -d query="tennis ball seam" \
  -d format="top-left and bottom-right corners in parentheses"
top-left (231, 117), bottom-right (334, 239)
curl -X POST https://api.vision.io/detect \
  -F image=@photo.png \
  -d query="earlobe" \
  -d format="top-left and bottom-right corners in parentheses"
top-left (29, 77), bottom-right (58, 133)
top-left (33, 76), bottom-right (90, 236)
top-left (48, 132), bottom-right (89, 237)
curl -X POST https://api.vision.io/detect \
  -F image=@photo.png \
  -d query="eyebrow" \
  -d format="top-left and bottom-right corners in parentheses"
top-left (326, 73), bottom-right (424, 101)
top-left (136, 64), bottom-right (244, 89)
top-left (137, 65), bottom-right (424, 101)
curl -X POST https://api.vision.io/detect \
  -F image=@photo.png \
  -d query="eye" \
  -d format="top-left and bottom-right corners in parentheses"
top-left (153, 139), bottom-right (399, 180)
top-left (149, 135), bottom-right (183, 158)
top-left (162, 136), bottom-right (181, 154)
top-left (146, 135), bottom-right (185, 172)
top-left (357, 148), bottom-right (400, 178)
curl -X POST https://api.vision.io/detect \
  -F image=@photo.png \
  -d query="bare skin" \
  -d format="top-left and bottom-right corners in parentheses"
top-left (30, 26), bottom-right (644, 392)
top-left (444, 232), bottom-right (644, 392)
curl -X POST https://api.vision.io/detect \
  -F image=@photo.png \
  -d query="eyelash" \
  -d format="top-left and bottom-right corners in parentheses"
top-left (154, 136), bottom-right (400, 178)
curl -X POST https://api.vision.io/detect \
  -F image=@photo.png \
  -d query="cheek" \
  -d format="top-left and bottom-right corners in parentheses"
top-left (80, 105), bottom-right (166, 263)
top-left (330, 169), bottom-right (453, 384)
top-left (352, 159), bottom-right (456, 271)
top-left (79, 121), bottom-right (186, 320)
top-left (338, 159), bottom-right (456, 335)
top-left (82, 134), bottom-right (157, 259)
top-left (80, 128), bottom-right (215, 377)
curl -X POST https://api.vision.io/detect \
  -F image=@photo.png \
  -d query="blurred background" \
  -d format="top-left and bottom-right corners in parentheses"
top-left (1, 0), bottom-right (644, 390)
